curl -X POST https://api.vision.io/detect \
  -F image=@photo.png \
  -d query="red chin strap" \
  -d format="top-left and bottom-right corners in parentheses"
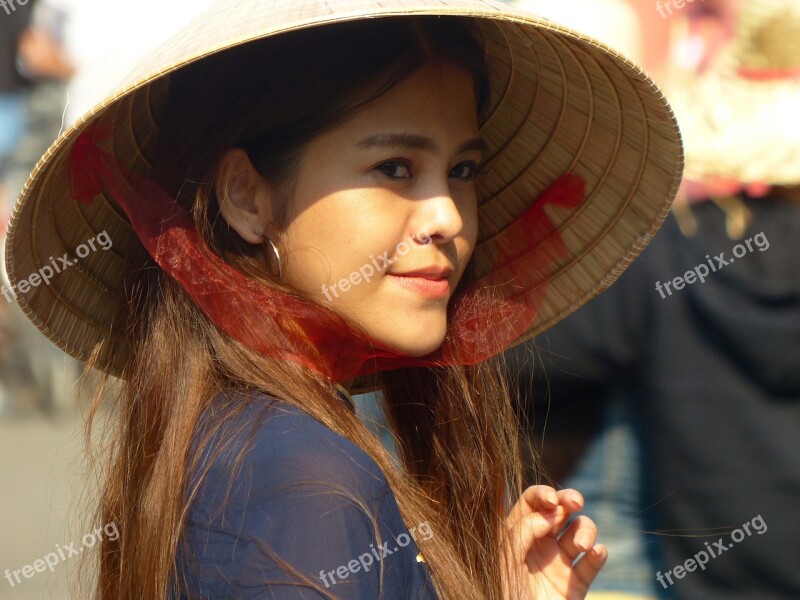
top-left (69, 117), bottom-right (585, 384)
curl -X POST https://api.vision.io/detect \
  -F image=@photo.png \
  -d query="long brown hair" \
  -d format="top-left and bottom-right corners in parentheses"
top-left (76, 16), bottom-right (530, 600)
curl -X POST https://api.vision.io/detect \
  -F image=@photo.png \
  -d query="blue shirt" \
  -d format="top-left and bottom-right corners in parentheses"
top-left (172, 389), bottom-right (439, 599)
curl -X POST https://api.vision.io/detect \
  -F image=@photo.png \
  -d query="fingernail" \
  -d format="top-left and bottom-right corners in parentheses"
top-left (576, 535), bottom-right (590, 551)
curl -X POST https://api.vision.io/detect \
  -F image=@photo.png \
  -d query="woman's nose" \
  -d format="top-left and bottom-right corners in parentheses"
top-left (412, 185), bottom-right (468, 245)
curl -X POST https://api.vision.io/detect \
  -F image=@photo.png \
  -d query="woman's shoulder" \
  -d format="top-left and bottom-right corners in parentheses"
top-left (189, 389), bottom-right (390, 506)
top-left (177, 389), bottom-right (438, 599)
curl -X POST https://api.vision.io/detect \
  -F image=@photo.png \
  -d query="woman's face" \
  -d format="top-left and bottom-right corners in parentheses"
top-left (219, 61), bottom-right (484, 356)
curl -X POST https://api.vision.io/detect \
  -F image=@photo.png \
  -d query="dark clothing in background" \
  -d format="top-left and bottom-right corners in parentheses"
top-left (511, 196), bottom-right (800, 600)
top-left (0, 0), bottom-right (35, 92)
top-left (173, 389), bottom-right (438, 599)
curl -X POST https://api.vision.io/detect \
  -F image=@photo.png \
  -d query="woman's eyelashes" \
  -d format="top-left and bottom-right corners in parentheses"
top-left (375, 160), bottom-right (413, 179)
top-left (375, 159), bottom-right (485, 181)
top-left (451, 161), bottom-right (487, 180)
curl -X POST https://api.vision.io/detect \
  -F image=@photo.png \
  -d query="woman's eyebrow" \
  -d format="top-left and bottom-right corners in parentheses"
top-left (355, 133), bottom-right (488, 156)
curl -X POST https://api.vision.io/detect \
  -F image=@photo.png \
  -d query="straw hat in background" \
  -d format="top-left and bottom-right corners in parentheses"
top-left (3, 0), bottom-right (683, 391)
top-left (665, 0), bottom-right (800, 187)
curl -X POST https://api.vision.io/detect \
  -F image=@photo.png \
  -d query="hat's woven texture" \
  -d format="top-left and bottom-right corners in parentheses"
top-left (4, 0), bottom-right (683, 391)
top-left (665, 0), bottom-right (800, 185)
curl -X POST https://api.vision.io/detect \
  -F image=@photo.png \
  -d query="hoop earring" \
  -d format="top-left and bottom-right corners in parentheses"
top-left (255, 228), bottom-right (282, 279)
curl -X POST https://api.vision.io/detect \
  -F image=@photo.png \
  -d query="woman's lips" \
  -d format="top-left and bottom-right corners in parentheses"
top-left (387, 274), bottom-right (450, 299)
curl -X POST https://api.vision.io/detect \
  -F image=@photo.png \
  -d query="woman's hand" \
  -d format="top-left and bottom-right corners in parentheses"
top-left (501, 485), bottom-right (607, 600)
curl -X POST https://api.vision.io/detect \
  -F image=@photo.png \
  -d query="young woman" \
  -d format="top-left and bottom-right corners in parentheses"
top-left (2, 1), bottom-right (683, 598)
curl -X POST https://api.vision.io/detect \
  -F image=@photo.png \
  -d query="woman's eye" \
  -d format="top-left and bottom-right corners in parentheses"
top-left (450, 161), bottom-right (485, 181)
top-left (376, 161), bottom-right (412, 179)
top-left (375, 160), bottom-right (486, 180)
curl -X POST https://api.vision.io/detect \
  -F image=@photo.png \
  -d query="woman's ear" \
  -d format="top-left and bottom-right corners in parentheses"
top-left (216, 148), bottom-right (275, 244)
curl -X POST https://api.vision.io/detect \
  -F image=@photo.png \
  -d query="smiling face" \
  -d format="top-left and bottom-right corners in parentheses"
top-left (217, 61), bottom-right (484, 356)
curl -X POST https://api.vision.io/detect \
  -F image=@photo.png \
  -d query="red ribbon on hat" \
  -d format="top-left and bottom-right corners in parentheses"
top-left (737, 66), bottom-right (800, 81)
top-left (68, 116), bottom-right (585, 383)
top-left (441, 173), bottom-right (585, 364)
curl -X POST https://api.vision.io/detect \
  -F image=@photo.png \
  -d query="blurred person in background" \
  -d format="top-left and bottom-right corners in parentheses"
top-left (0, 0), bottom-right (77, 417)
top-left (510, 0), bottom-right (800, 598)
top-left (1, 0), bottom-right (38, 415)
top-left (4, 0), bottom-right (76, 200)
top-left (0, 0), bottom-right (35, 215)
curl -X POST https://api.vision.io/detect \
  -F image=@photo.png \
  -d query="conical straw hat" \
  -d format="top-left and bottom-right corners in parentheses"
top-left (3, 0), bottom-right (683, 392)
top-left (665, 0), bottom-right (800, 185)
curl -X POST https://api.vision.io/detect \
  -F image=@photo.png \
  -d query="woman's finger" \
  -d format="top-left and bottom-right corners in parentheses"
top-left (506, 510), bottom-right (565, 563)
top-left (555, 488), bottom-right (584, 513)
top-left (573, 544), bottom-right (609, 588)
top-left (506, 485), bottom-right (559, 530)
top-left (556, 515), bottom-right (598, 561)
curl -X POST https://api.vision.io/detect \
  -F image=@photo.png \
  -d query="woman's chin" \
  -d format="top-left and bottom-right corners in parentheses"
top-left (379, 333), bottom-right (447, 357)
top-left (346, 309), bottom-right (449, 357)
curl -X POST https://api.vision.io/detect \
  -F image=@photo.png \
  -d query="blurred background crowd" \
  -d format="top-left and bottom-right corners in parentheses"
top-left (1, 0), bottom-right (798, 598)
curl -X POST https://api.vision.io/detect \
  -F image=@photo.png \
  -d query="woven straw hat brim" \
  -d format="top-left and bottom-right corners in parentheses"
top-left (3, 0), bottom-right (683, 395)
